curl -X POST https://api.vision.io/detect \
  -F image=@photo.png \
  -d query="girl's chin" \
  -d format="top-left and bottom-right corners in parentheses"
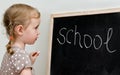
top-left (28, 41), bottom-right (36, 45)
top-left (27, 39), bottom-right (37, 45)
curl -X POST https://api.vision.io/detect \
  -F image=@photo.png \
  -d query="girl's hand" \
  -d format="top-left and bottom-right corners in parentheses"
top-left (29, 51), bottom-right (40, 65)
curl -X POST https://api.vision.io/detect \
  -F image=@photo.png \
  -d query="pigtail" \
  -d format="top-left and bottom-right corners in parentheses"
top-left (6, 36), bottom-right (14, 55)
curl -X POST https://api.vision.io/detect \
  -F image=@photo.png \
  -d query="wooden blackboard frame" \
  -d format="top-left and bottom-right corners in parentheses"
top-left (47, 8), bottom-right (120, 75)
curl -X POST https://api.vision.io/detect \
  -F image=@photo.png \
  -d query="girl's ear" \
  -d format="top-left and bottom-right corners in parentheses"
top-left (14, 25), bottom-right (24, 35)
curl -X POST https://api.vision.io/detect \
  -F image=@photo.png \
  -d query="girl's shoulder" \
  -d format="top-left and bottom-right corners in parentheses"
top-left (11, 47), bottom-right (29, 60)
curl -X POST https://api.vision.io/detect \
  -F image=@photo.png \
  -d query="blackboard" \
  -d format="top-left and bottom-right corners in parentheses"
top-left (47, 8), bottom-right (120, 75)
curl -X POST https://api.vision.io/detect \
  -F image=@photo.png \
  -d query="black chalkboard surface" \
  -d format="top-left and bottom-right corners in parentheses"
top-left (48, 8), bottom-right (120, 75)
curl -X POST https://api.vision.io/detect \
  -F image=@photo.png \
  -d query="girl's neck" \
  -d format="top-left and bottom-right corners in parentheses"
top-left (12, 37), bottom-right (26, 50)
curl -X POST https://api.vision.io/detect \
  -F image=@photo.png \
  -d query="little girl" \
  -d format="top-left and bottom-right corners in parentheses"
top-left (0, 3), bottom-right (40, 75)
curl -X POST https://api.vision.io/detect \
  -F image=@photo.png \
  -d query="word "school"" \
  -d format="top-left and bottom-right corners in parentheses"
top-left (57, 25), bottom-right (117, 53)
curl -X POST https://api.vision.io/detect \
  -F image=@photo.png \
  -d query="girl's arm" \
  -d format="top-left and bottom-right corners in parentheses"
top-left (20, 68), bottom-right (32, 75)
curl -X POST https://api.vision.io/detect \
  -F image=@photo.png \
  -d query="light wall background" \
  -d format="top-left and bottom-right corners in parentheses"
top-left (0, 0), bottom-right (120, 75)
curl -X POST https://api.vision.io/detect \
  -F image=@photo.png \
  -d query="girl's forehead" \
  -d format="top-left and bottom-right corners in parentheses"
top-left (29, 18), bottom-right (40, 25)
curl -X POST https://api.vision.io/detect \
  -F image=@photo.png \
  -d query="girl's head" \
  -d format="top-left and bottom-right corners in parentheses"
top-left (3, 3), bottom-right (40, 55)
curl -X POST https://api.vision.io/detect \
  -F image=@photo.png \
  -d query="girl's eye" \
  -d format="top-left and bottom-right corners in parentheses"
top-left (35, 27), bottom-right (38, 29)
top-left (35, 25), bottom-right (39, 29)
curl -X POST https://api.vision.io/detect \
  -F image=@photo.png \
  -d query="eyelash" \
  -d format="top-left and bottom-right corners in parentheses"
top-left (35, 26), bottom-right (39, 29)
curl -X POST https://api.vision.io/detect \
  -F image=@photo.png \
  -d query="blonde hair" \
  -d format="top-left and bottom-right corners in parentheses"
top-left (3, 3), bottom-right (40, 55)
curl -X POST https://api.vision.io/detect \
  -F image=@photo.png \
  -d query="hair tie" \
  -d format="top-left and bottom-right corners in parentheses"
top-left (9, 36), bottom-right (14, 41)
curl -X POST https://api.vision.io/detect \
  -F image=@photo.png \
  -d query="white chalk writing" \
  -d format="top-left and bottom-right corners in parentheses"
top-left (57, 25), bottom-right (117, 53)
